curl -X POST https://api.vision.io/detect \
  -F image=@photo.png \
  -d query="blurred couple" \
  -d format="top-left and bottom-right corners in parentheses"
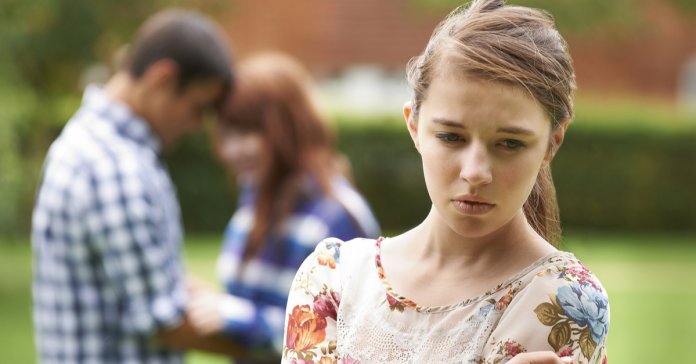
top-left (31, 8), bottom-right (378, 364)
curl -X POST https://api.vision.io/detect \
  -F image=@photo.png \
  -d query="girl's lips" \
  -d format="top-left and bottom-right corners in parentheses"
top-left (452, 199), bottom-right (495, 215)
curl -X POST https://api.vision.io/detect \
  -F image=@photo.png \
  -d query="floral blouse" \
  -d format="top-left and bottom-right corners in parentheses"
top-left (281, 237), bottom-right (609, 364)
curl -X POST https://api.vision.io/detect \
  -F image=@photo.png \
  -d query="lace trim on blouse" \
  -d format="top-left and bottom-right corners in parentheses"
top-left (374, 237), bottom-right (574, 314)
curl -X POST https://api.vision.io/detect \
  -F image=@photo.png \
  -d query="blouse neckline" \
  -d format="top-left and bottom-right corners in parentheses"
top-left (373, 236), bottom-right (574, 314)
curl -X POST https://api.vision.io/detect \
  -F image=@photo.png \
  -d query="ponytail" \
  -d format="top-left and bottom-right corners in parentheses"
top-left (523, 164), bottom-right (561, 246)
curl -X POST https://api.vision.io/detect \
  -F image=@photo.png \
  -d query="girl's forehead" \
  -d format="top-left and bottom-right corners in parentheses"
top-left (426, 74), bottom-right (533, 107)
top-left (430, 55), bottom-right (534, 98)
top-left (421, 75), bottom-right (550, 128)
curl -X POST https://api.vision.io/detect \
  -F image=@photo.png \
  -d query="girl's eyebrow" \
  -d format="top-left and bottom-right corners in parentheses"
top-left (431, 117), bottom-right (464, 128)
top-left (431, 118), bottom-right (536, 136)
top-left (497, 126), bottom-right (535, 135)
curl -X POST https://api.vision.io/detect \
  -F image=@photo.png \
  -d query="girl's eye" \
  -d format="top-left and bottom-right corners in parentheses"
top-left (435, 132), bottom-right (463, 143)
top-left (499, 139), bottom-right (526, 150)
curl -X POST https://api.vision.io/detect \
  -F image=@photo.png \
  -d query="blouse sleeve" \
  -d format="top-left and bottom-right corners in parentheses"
top-left (282, 238), bottom-right (345, 363)
top-left (482, 262), bottom-right (610, 364)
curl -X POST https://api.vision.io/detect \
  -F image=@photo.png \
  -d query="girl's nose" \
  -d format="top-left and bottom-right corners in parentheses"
top-left (219, 134), bottom-right (245, 161)
top-left (459, 141), bottom-right (493, 187)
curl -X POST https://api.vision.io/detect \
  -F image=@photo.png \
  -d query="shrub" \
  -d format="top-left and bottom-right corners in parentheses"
top-left (15, 99), bottom-right (695, 238)
top-left (167, 107), bottom-right (696, 235)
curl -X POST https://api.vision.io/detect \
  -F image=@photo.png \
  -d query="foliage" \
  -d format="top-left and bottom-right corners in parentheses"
top-left (0, 88), bottom-right (25, 237)
top-left (5, 94), bottom-right (695, 237)
top-left (671, 0), bottom-right (696, 12)
top-left (0, 0), bottom-right (230, 238)
top-left (1, 0), bottom-right (229, 97)
top-left (334, 117), bottom-right (431, 232)
top-left (554, 127), bottom-right (696, 231)
top-left (339, 116), bottom-right (696, 233)
top-left (166, 133), bottom-right (237, 233)
top-left (409, 0), bottom-right (696, 35)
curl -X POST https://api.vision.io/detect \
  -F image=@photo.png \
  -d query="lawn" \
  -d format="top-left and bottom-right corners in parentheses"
top-left (2, 232), bottom-right (694, 363)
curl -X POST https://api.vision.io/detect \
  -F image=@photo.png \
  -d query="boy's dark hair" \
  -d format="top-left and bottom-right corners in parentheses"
top-left (122, 8), bottom-right (233, 93)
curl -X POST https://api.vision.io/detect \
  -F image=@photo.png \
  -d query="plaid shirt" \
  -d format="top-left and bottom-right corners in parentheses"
top-left (32, 86), bottom-right (186, 363)
top-left (215, 177), bottom-right (380, 361)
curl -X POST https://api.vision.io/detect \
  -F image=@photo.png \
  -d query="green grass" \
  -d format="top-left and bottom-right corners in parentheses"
top-left (0, 241), bottom-right (34, 364)
top-left (560, 232), bottom-right (696, 363)
top-left (2, 232), bottom-right (695, 363)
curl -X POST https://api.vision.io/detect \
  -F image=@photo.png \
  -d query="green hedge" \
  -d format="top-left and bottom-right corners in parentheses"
top-left (7, 100), bottom-right (691, 237)
top-left (554, 128), bottom-right (696, 231)
top-left (167, 110), bottom-right (696, 235)
top-left (167, 135), bottom-right (237, 234)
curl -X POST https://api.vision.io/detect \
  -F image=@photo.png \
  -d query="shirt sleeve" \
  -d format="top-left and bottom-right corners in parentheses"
top-left (481, 263), bottom-right (610, 364)
top-left (281, 238), bottom-right (344, 363)
top-left (216, 293), bottom-right (286, 355)
top-left (84, 165), bottom-right (186, 336)
top-left (215, 208), bottom-right (320, 355)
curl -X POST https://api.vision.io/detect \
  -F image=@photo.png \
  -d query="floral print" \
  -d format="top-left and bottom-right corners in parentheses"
top-left (535, 264), bottom-right (609, 361)
top-left (313, 288), bottom-right (341, 320)
top-left (338, 355), bottom-right (359, 364)
top-left (316, 239), bottom-right (341, 269)
top-left (487, 339), bottom-right (527, 364)
top-left (285, 305), bottom-right (327, 352)
top-left (282, 238), bottom-right (609, 363)
top-left (557, 283), bottom-right (609, 343)
top-left (385, 293), bottom-right (406, 312)
top-left (285, 239), bottom-right (351, 363)
top-left (494, 284), bottom-right (521, 311)
top-left (286, 355), bottom-right (356, 364)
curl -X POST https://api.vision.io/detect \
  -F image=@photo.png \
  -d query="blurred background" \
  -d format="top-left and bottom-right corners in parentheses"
top-left (1, 0), bottom-right (694, 363)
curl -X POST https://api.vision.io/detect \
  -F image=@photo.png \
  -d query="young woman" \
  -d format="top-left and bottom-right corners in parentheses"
top-left (186, 53), bottom-right (380, 363)
top-left (281, 1), bottom-right (609, 363)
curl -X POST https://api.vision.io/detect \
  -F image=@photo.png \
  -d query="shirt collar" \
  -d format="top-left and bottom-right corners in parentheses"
top-left (81, 84), bottom-right (163, 154)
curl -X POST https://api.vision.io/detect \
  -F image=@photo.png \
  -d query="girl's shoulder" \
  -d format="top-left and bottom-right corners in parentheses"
top-left (513, 252), bottom-right (609, 311)
top-left (527, 251), bottom-right (607, 294)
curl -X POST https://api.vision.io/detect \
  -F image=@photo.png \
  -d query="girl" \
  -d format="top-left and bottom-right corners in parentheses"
top-left (281, 1), bottom-right (609, 363)
top-left (187, 53), bottom-right (380, 363)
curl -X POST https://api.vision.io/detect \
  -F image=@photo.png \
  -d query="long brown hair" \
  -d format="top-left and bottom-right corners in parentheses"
top-left (218, 53), bottom-right (336, 258)
top-left (406, 0), bottom-right (576, 245)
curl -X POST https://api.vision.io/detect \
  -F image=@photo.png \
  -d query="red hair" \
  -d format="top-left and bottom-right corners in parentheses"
top-left (217, 53), bottom-right (336, 259)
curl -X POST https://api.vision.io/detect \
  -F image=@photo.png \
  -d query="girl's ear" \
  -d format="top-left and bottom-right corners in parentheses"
top-left (404, 101), bottom-right (420, 153)
top-left (545, 119), bottom-right (570, 162)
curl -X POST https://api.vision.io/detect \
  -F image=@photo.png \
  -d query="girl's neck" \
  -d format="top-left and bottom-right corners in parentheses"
top-left (399, 206), bottom-right (554, 272)
top-left (379, 206), bottom-right (557, 307)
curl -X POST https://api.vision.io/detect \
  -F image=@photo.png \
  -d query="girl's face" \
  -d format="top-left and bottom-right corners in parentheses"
top-left (214, 124), bottom-right (271, 186)
top-left (405, 74), bottom-right (567, 239)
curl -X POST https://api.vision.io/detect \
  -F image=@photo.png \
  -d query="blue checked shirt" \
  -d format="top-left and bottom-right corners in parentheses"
top-left (32, 86), bottom-right (187, 363)
top-left (215, 177), bottom-right (380, 361)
